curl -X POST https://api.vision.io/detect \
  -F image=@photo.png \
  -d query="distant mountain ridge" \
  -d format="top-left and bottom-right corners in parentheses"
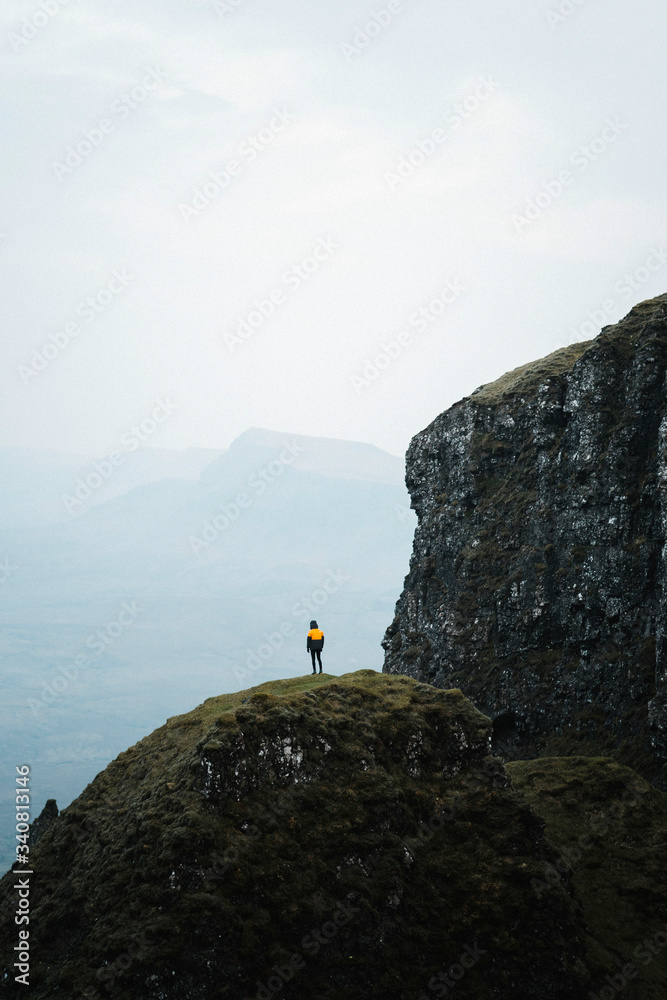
top-left (0, 428), bottom-right (405, 529)
top-left (0, 429), bottom-right (415, 874)
top-left (217, 427), bottom-right (406, 485)
top-left (0, 444), bottom-right (224, 527)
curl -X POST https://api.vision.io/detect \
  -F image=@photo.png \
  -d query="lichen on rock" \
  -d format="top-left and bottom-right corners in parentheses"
top-left (383, 295), bottom-right (667, 776)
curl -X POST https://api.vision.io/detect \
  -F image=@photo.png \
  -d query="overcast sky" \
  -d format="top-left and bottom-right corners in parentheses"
top-left (2, 0), bottom-right (666, 458)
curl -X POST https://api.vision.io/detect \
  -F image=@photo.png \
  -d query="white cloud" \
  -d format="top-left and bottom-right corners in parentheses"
top-left (188, 50), bottom-right (306, 112)
top-left (511, 198), bottom-right (667, 260)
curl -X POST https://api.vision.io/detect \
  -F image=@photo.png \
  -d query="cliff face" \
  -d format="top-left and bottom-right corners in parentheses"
top-left (383, 295), bottom-right (667, 772)
top-left (4, 671), bottom-right (665, 1000)
top-left (2, 673), bottom-right (666, 999)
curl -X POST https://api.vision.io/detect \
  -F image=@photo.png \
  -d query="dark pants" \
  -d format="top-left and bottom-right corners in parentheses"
top-left (310, 649), bottom-right (322, 672)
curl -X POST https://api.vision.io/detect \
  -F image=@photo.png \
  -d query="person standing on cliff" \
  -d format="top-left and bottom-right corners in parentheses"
top-left (307, 620), bottom-right (324, 674)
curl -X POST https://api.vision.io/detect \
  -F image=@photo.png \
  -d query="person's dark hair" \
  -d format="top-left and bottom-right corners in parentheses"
top-left (310, 620), bottom-right (318, 628)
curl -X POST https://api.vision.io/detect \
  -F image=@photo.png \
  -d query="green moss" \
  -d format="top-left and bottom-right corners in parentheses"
top-left (470, 341), bottom-right (592, 405)
top-left (509, 757), bottom-right (667, 997)
top-left (5, 673), bottom-right (667, 998)
top-left (468, 296), bottom-right (667, 408)
top-left (0, 674), bottom-right (597, 999)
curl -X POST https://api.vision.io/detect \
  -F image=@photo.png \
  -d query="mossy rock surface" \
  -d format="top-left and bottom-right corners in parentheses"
top-left (470, 340), bottom-right (592, 405)
top-left (1, 672), bottom-right (665, 999)
top-left (509, 756), bottom-right (667, 1000)
top-left (383, 294), bottom-right (667, 773)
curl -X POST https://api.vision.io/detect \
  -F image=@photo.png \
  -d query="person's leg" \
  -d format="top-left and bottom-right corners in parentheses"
top-left (310, 649), bottom-right (317, 673)
top-left (316, 650), bottom-right (322, 673)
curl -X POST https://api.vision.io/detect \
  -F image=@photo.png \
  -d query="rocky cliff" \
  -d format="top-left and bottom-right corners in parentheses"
top-left (383, 294), bottom-right (667, 776)
top-left (2, 672), bottom-right (665, 999)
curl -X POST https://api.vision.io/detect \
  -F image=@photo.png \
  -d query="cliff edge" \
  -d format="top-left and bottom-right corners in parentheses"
top-left (3, 672), bottom-right (665, 999)
top-left (383, 295), bottom-right (667, 776)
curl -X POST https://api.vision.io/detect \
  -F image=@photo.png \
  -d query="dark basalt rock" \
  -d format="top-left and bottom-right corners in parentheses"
top-left (2, 676), bottom-right (666, 999)
top-left (6, 672), bottom-right (663, 1000)
top-left (383, 295), bottom-right (667, 776)
top-left (27, 799), bottom-right (58, 847)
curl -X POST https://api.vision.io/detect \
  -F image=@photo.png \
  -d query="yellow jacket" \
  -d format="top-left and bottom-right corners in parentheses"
top-left (307, 629), bottom-right (324, 650)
